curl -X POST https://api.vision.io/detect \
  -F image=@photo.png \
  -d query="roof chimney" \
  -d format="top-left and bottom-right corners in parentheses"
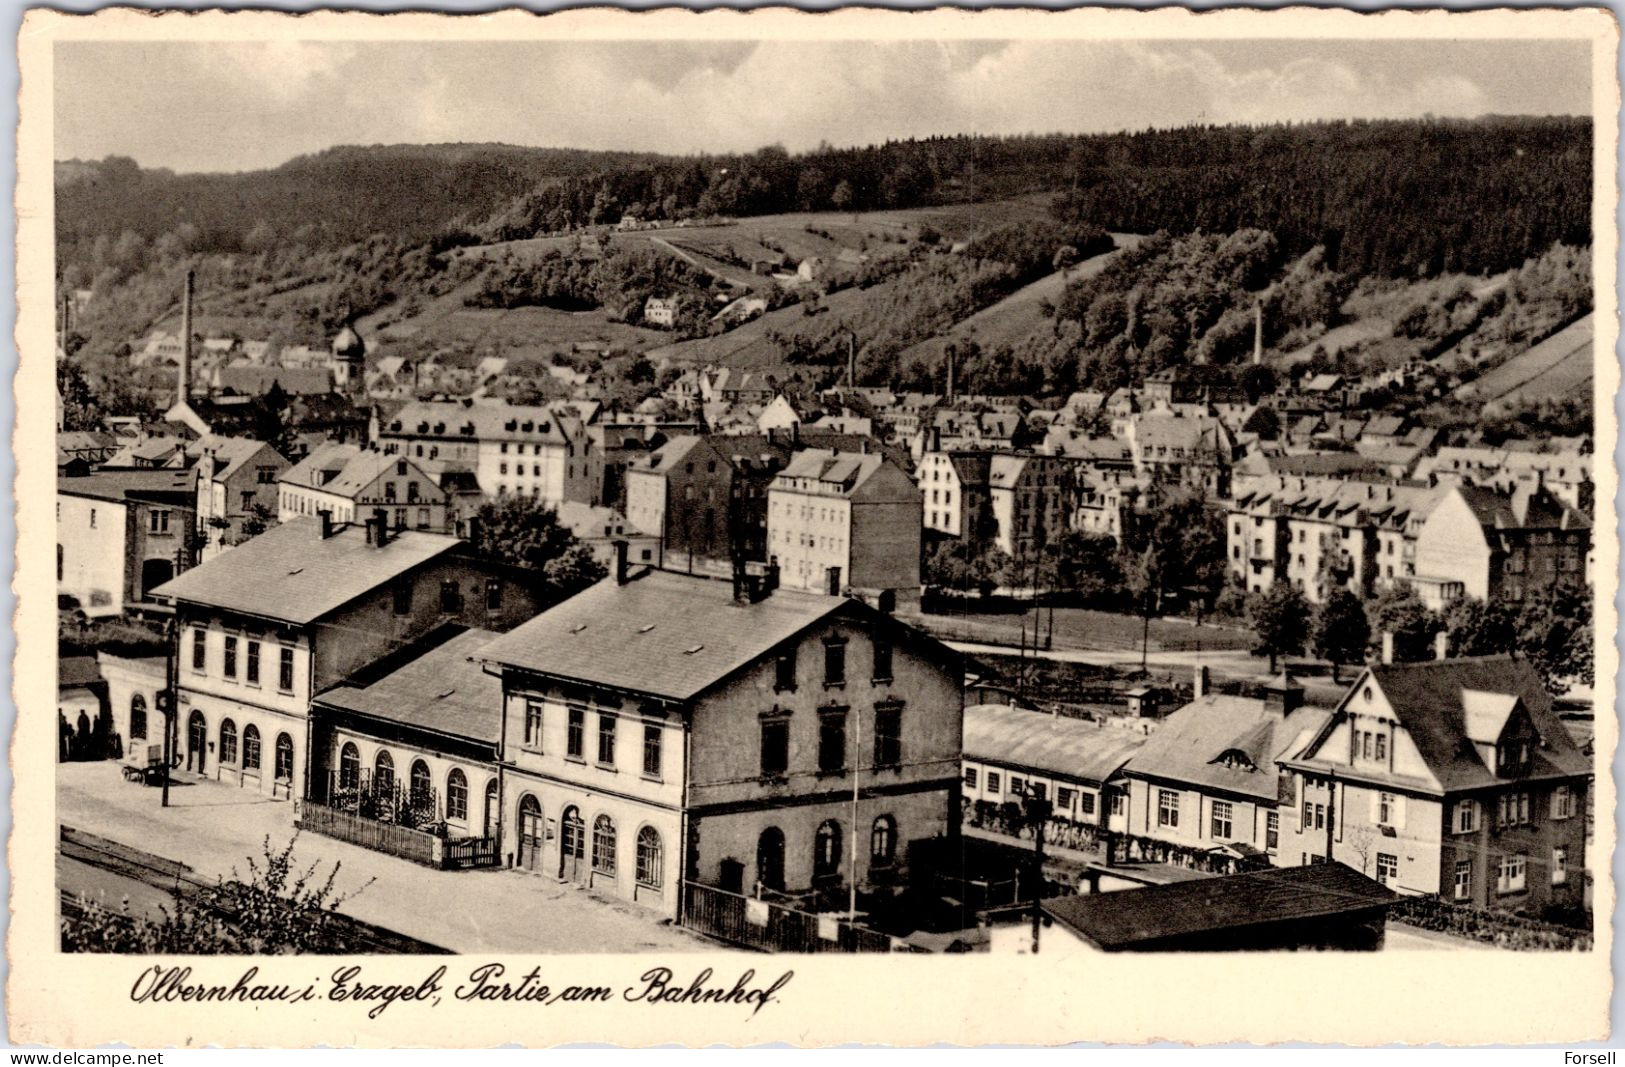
top-left (1253, 300), bottom-right (1263, 366)
top-left (371, 507), bottom-right (389, 547)
top-left (318, 509), bottom-right (335, 539)
top-left (732, 556), bottom-right (750, 605)
top-left (1194, 664), bottom-right (1210, 700)
top-left (613, 539), bottom-right (629, 585)
top-left (178, 270), bottom-right (194, 404)
top-left (1381, 631), bottom-right (1395, 665)
top-left (1263, 670), bottom-right (1302, 718)
top-left (826, 566), bottom-right (842, 597)
top-left (764, 557), bottom-right (780, 595)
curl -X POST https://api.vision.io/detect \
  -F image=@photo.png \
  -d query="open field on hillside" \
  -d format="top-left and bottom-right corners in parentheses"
top-left (1454, 312), bottom-right (1594, 408)
top-left (897, 233), bottom-right (1146, 366)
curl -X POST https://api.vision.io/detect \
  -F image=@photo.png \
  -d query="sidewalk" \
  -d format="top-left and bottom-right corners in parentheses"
top-left (57, 761), bottom-right (713, 954)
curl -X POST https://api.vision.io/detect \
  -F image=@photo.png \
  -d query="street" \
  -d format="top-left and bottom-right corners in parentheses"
top-left (57, 761), bottom-right (716, 954)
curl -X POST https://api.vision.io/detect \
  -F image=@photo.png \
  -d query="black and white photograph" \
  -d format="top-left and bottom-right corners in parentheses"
top-left (15, 6), bottom-right (1617, 1048)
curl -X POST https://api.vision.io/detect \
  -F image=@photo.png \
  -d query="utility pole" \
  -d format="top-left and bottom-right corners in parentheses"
top-left (160, 616), bottom-right (177, 808)
top-left (849, 710), bottom-right (861, 923)
top-left (1026, 796), bottom-right (1052, 954)
top-left (1324, 768), bottom-right (1337, 865)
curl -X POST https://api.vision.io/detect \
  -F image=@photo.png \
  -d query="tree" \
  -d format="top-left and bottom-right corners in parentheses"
top-left (468, 495), bottom-right (606, 601)
top-left (1439, 595), bottom-right (1518, 659)
top-left (1248, 582), bottom-right (1311, 673)
top-left (1512, 585), bottom-right (1594, 692)
top-left (1313, 589), bottom-right (1371, 682)
top-left (830, 180), bottom-right (855, 215)
top-left (57, 359), bottom-right (105, 431)
top-left (1366, 586), bottom-right (1440, 663)
top-left (61, 835), bottom-right (370, 954)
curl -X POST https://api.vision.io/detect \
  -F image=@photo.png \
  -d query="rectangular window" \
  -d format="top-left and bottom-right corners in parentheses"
top-left (1455, 799), bottom-right (1477, 834)
top-left (278, 647), bottom-right (295, 692)
top-left (1266, 811), bottom-right (1280, 850)
top-left (245, 640), bottom-right (260, 685)
top-left (596, 714), bottom-right (616, 767)
top-left (129, 701), bottom-right (147, 740)
top-left (439, 580), bottom-right (461, 614)
top-left (1111, 793), bottom-right (1125, 816)
top-left (1552, 786), bottom-right (1573, 820)
top-left (872, 636), bottom-right (893, 681)
top-left (1157, 790), bottom-right (1180, 829)
top-left (1361, 732), bottom-right (1371, 759)
top-left (149, 510), bottom-right (169, 534)
top-left (485, 579), bottom-right (502, 610)
top-left (1374, 734), bottom-right (1387, 761)
top-left (1378, 792), bottom-right (1395, 826)
top-left (524, 700), bottom-right (543, 748)
top-left (874, 705), bottom-right (902, 768)
top-left (758, 718), bottom-right (789, 778)
top-left (1078, 791), bottom-right (1096, 816)
top-left (642, 723), bottom-right (662, 778)
top-left (963, 767), bottom-right (978, 790)
top-left (818, 711), bottom-right (846, 774)
top-left (566, 707), bottom-right (585, 759)
top-left (1011, 777), bottom-right (1026, 796)
top-left (223, 636), bottom-right (238, 680)
top-left (1552, 847), bottom-right (1568, 886)
top-left (393, 579), bottom-right (412, 615)
top-left (1376, 853), bottom-right (1398, 886)
top-left (823, 639), bottom-right (846, 686)
top-left (987, 771), bottom-right (1001, 795)
top-left (192, 629), bottom-right (206, 672)
top-left (1454, 860), bottom-right (1473, 901)
top-left (1498, 853), bottom-right (1527, 894)
top-left (1314, 803), bottom-right (1326, 831)
top-left (775, 649), bottom-right (797, 692)
top-left (1210, 800), bottom-right (1233, 839)
top-left (1056, 787), bottom-right (1075, 810)
top-left (1029, 782), bottom-right (1047, 802)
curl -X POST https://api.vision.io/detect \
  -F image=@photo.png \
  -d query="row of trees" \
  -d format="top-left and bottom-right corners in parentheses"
top-left (1245, 581), bottom-right (1594, 692)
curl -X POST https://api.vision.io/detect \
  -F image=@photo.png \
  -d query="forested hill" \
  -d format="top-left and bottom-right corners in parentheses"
top-left (58, 116), bottom-right (1590, 287)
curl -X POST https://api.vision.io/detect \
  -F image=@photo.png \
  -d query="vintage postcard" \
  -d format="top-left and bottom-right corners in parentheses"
top-left (12, 5), bottom-right (1619, 1047)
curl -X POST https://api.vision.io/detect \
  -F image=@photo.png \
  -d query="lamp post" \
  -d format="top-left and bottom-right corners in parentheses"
top-left (1024, 795), bottom-right (1053, 953)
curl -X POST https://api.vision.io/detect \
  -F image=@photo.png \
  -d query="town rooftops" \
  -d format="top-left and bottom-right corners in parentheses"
top-left (1455, 484), bottom-right (1589, 533)
top-left (1125, 695), bottom-right (1328, 802)
top-left (314, 627), bottom-right (504, 746)
top-left (963, 704), bottom-right (1146, 785)
top-left (58, 468), bottom-right (197, 504)
top-left (281, 442), bottom-right (363, 491)
top-left (1042, 863), bottom-right (1394, 951)
top-left (59, 655), bottom-right (104, 690)
top-left (150, 516), bottom-right (462, 625)
top-left (775, 448), bottom-right (888, 493)
top-left (480, 568), bottom-right (854, 702)
top-left (188, 435), bottom-right (274, 483)
top-left (382, 400), bottom-right (574, 443)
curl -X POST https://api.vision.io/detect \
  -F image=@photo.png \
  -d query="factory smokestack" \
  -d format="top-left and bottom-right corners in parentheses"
top-left (178, 270), bottom-right (195, 404)
top-left (1253, 300), bottom-right (1263, 366)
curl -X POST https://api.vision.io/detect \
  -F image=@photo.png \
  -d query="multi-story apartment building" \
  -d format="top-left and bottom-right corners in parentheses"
top-left (376, 401), bottom-right (597, 505)
top-left (1418, 445), bottom-right (1593, 512)
top-left (189, 435), bottom-right (288, 561)
top-left (1122, 413), bottom-right (1234, 497)
top-left (58, 469), bottom-right (198, 617)
top-left (1119, 674), bottom-right (1328, 873)
top-left (624, 436), bottom-right (742, 568)
top-left (1411, 483), bottom-right (1591, 608)
top-left (767, 448), bottom-right (922, 599)
top-left (1278, 656), bottom-right (1589, 911)
top-left (478, 563), bottom-right (964, 920)
top-left (278, 443), bottom-right (454, 533)
top-left (916, 451), bottom-right (991, 541)
top-left (988, 454), bottom-right (1068, 561)
top-left (151, 515), bottom-right (544, 800)
top-left (1226, 477), bottom-right (1442, 601)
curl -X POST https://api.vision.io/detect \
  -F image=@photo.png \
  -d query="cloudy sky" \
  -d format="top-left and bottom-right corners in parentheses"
top-left (55, 38), bottom-right (1590, 173)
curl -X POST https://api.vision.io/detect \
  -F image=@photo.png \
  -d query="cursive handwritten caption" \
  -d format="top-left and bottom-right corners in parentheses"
top-left (131, 964), bottom-right (795, 1020)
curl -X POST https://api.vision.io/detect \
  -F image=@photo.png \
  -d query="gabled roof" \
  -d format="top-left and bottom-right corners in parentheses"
top-left (58, 468), bottom-right (197, 505)
top-left (1126, 696), bottom-right (1327, 801)
top-left (963, 704), bottom-right (1145, 785)
top-left (480, 569), bottom-right (857, 702)
top-left (382, 401), bottom-right (574, 444)
top-left (151, 517), bottom-right (462, 625)
top-left (1042, 863), bottom-right (1394, 951)
top-left (187, 435), bottom-right (276, 482)
top-left (1346, 656), bottom-right (1589, 791)
top-left (315, 627), bottom-right (504, 746)
top-left (281, 442), bottom-right (363, 491)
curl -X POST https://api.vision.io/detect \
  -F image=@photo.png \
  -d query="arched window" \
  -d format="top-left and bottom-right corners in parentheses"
top-left (636, 826), bottom-right (663, 889)
top-left (219, 719), bottom-right (238, 764)
top-left (484, 779), bottom-right (500, 837)
top-left (129, 694), bottom-right (147, 741)
top-left (870, 815), bottom-right (897, 866)
top-left (338, 743), bottom-right (360, 790)
top-left (446, 769), bottom-right (468, 821)
top-left (756, 827), bottom-right (786, 891)
top-left (374, 750), bottom-right (394, 793)
top-left (274, 733), bottom-right (294, 782)
top-left (410, 760), bottom-right (432, 806)
top-left (814, 820), bottom-right (842, 880)
top-left (242, 725), bottom-right (261, 771)
top-left (592, 814), bottom-right (617, 874)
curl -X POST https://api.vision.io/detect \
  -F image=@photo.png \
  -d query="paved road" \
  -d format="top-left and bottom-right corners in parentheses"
top-left (57, 762), bottom-right (715, 955)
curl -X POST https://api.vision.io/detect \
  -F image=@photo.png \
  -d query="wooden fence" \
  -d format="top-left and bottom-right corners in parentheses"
top-left (681, 881), bottom-right (918, 953)
top-left (298, 801), bottom-right (499, 871)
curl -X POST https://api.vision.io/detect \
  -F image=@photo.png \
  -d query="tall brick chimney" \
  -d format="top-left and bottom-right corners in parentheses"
top-left (178, 270), bottom-right (194, 404)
